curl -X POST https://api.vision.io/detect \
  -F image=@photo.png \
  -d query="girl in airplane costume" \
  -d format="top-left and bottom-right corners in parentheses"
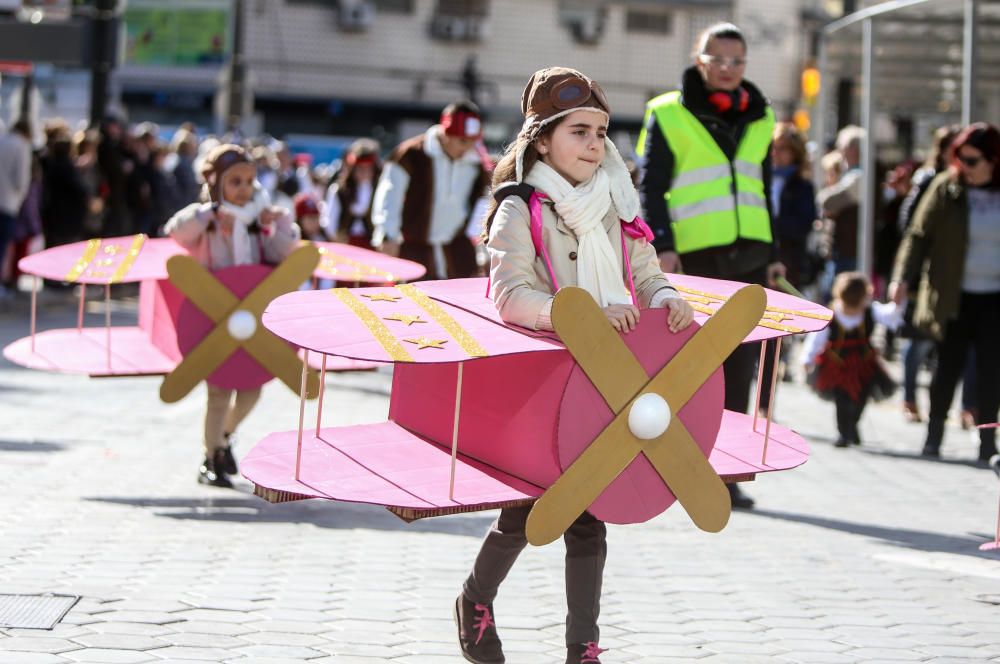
top-left (165, 144), bottom-right (301, 488)
top-left (454, 67), bottom-right (695, 664)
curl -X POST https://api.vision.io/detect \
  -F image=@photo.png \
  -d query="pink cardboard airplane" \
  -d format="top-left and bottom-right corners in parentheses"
top-left (243, 276), bottom-right (832, 545)
top-left (4, 234), bottom-right (425, 401)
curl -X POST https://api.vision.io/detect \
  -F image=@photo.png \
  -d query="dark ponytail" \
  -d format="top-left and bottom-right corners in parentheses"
top-left (482, 125), bottom-right (555, 240)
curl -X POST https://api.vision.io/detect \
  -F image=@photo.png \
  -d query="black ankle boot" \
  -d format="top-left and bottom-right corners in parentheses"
top-left (922, 418), bottom-right (945, 457)
top-left (978, 435), bottom-right (998, 463)
top-left (220, 439), bottom-right (238, 476)
top-left (728, 483), bottom-right (755, 509)
top-left (198, 450), bottom-right (234, 488)
top-left (454, 593), bottom-right (504, 663)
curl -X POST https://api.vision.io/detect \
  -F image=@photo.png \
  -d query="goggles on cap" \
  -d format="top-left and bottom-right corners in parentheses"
top-left (206, 148), bottom-right (253, 179)
top-left (549, 76), bottom-right (610, 113)
top-left (441, 110), bottom-right (482, 138)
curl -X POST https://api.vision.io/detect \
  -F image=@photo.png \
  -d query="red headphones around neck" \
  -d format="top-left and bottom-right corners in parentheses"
top-left (707, 88), bottom-right (749, 114)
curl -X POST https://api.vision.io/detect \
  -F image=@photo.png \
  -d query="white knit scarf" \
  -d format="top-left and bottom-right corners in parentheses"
top-left (219, 198), bottom-right (262, 266)
top-left (525, 161), bottom-right (632, 307)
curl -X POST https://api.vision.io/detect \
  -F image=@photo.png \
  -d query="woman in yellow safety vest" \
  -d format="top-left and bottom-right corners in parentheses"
top-left (637, 22), bottom-right (786, 510)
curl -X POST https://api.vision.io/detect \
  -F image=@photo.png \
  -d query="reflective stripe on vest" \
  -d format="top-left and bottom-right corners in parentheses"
top-left (638, 90), bottom-right (775, 254)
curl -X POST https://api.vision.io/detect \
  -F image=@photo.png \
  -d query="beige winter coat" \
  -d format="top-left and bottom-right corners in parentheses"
top-left (488, 195), bottom-right (676, 330)
top-left (165, 202), bottom-right (301, 269)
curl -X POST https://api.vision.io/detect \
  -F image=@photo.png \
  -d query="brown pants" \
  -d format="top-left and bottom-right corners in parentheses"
top-left (463, 505), bottom-right (606, 645)
top-left (204, 385), bottom-right (261, 456)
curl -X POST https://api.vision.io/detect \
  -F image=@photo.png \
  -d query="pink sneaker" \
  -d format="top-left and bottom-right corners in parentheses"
top-left (455, 593), bottom-right (504, 663)
top-left (567, 641), bottom-right (607, 663)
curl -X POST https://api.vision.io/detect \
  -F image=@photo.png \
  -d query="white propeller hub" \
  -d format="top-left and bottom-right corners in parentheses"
top-left (627, 392), bottom-right (672, 440)
top-left (226, 309), bottom-right (257, 341)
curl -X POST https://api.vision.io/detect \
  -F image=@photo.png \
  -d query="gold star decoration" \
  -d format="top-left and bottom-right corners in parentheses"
top-left (383, 313), bottom-right (426, 326)
top-left (762, 311), bottom-right (793, 323)
top-left (103, 245), bottom-right (121, 255)
top-left (403, 337), bottom-right (448, 350)
top-left (361, 292), bottom-right (402, 302)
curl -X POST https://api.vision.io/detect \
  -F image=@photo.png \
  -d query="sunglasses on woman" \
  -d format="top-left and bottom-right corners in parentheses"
top-left (958, 154), bottom-right (984, 167)
top-left (697, 54), bottom-right (747, 69)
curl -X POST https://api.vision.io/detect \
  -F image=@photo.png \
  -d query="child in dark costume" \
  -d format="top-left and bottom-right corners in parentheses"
top-left (804, 271), bottom-right (901, 447)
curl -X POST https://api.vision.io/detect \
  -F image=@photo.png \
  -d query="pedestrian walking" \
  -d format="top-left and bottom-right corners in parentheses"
top-left (0, 119), bottom-right (33, 298)
top-left (890, 122), bottom-right (1000, 463)
top-left (372, 100), bottom-right (491, 279)
top-left (897, 125), bottom-right (961, 424)
top-left (771, 122), bottom-right (817, 290)
top-left (818, 126), bottom-right (866, 275)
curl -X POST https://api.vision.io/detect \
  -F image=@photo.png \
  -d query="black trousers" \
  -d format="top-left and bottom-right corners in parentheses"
top-left (463, 505), bottom-right (607, 645)
top-left (720, 265), bottom-right (771, 414)
top-left (834, 386), bottom-right (871, 444)
top-left (928, 291), bottom-right (1000, 454)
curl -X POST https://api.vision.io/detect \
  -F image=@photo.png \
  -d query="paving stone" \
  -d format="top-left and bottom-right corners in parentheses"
top-left (87, 623), bottom-right (174, 637)
top-left (168, 609), bottom-right (257, 624)
top-left (95, 611), bottom-right (184, 626)
top-left (775, 653), bottom-right (860, 664)
top-left (919, 644), bottom-right (998, 658)
top-left (141, 646), bottom-right (235, 660)
top-left (842, 647), bottom-right (931, 660)
top-left (69, 634), bottom-right (167, 651)
top-left (167, 621), bottom-right (254, 636)
top-left (62, 650), bottom-right (157, 663)
top-left (772, 639), bottom-right (852, 653)
top-left (0, 654), bottom-right (73, 664)
top-left (0, 636), bottom-right (83, 654)
top-left (230, 644), bottom-right (328, 658)
top-left (238, 631), bottom-right (328, 647)
top-left (241, 620), bottom-right (329, 635)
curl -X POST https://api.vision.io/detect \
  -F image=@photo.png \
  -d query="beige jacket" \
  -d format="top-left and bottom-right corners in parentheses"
top-left (488, 195), bottom-right (678, 330)
top-left (166, 201), bottom-right (301, 270)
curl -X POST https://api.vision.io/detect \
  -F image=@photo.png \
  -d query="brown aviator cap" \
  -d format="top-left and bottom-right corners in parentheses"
top-left (519, 67), bottom-right (610, 141)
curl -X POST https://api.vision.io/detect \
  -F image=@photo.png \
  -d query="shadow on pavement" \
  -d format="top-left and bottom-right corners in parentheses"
top-left (860, 447), bottom-right (990, 469)
top-left (0, 439), bottom-right (66, 452)
top-left (745, 507), bottom-right (997, 558)
top-left (83, 492), bottom-right (495, 538)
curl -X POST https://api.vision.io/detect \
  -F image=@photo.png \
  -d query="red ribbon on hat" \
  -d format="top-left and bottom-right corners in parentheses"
top-left (441, 110), bottom-right (482, 138)
top-left (346, 152), bottom-right (377, 167)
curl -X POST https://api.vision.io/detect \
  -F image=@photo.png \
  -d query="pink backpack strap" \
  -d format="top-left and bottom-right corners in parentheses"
top-left (529, 191), bottom-right (559, 291)
top-left (619, 226), bottom-right (639, 307)
top-left (621, 215), bottom-right (654, 243)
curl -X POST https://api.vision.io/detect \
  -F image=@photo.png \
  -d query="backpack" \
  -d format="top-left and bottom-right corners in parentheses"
top-left (485, 182), bottom-right (654, 305)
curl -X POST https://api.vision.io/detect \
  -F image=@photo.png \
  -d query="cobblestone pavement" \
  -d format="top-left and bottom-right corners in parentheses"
top-left (1, 291), bottom-right (998, 663)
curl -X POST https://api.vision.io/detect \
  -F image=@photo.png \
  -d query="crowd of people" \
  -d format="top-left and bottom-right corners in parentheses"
top-left (1, 19), bottom-right (999, 663)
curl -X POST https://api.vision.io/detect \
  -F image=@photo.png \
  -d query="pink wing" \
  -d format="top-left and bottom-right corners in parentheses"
top-left (666, 274), bottom-right (832, 342)
top-left (18, 235), bottom-right (185, 285)
top-left (311, 241), bottom-right (426, 283)
top-left (261, 283), bottom-right (563, 363)
top-left (241, 413), bottom-right (808, 520)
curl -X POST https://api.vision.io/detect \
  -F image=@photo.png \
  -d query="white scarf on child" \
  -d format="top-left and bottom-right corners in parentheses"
top-left (219, 198), bottom-right (263, 266)
top-left (524, 161), bottom-right (632, 307)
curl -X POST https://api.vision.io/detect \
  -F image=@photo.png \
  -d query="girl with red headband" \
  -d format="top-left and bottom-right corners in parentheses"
top-left (322, 138), bottom-right (382, 248)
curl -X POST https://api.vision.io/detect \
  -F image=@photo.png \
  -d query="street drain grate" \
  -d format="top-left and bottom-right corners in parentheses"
top-left (0, 594), bottom-right (80, 629)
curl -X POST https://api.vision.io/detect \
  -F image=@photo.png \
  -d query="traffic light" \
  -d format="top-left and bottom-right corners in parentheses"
top-left (801, 66), bottom-right (821, 104)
